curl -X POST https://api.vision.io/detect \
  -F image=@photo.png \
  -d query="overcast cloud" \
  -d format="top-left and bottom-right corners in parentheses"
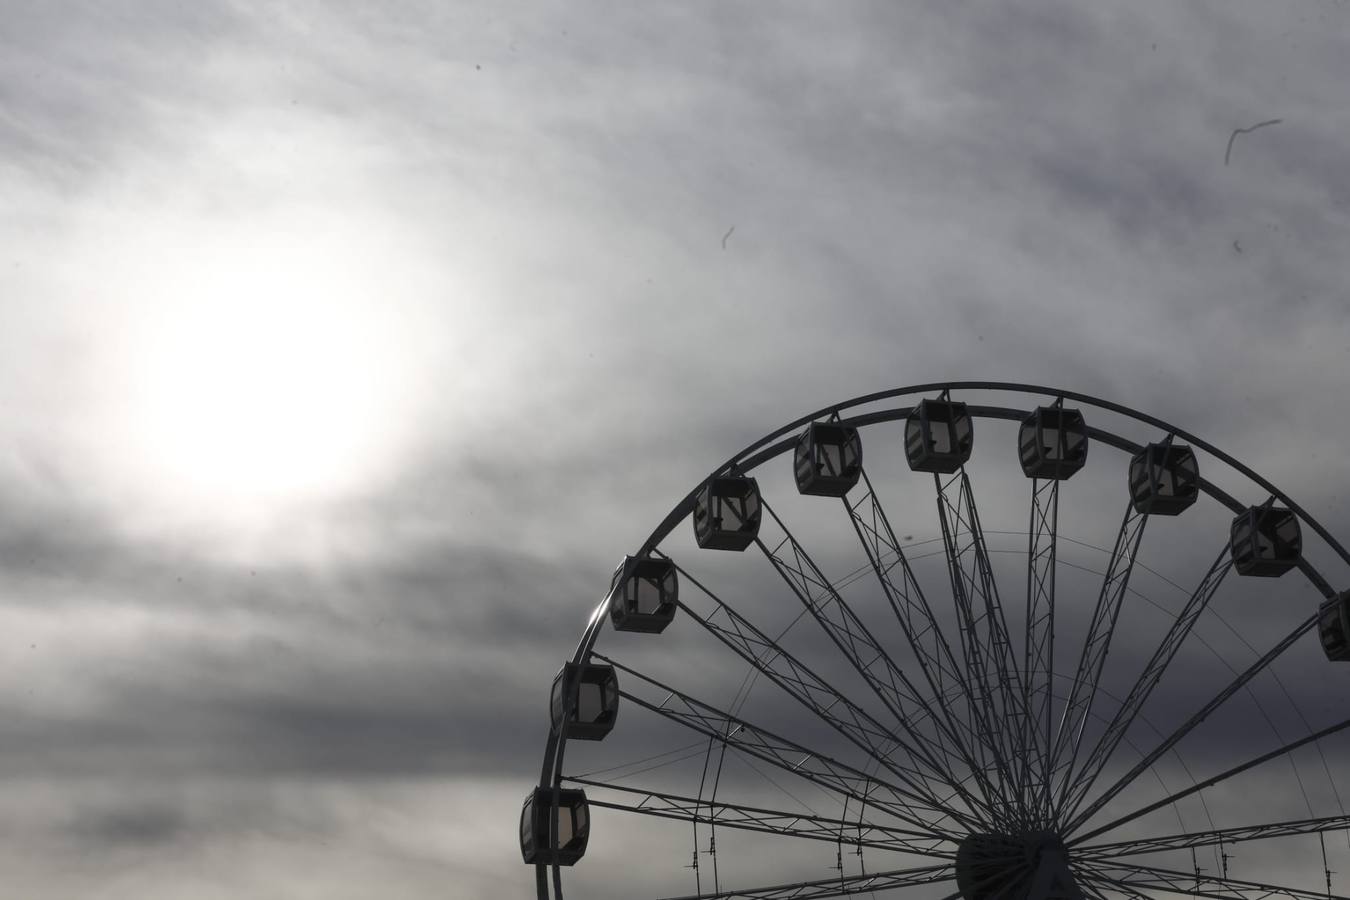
top-left (3, 2), bottom-right (1350, 898)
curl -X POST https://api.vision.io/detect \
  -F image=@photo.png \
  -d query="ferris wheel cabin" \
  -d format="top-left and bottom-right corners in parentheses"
top-left (550, 662), bottom-right (619, 741)
top-left (608, 556), bottom-right (679, 633)
top-left (1229, 505), bottom-right (1302, 576)
top-left (1319, 592), bottom-right (1350, 662)
top-left (520, 787), bottom-right (590, 865)
top-left (693, 475), bottom-right (762, 551)
top-left (794, 422), bottom-right (863, 496)
top-left (904, 398), bottom-right (974, 473)
top-left (1019, 406), bottom-right (1089, 480)
top-left (1128, 442), bottom-right (1200, 515)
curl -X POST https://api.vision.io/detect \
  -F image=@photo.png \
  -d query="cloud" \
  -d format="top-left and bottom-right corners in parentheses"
top-left (66, 802), bottom-right (192, 848)
top-left (4, 0), bottom-right (1350, 897)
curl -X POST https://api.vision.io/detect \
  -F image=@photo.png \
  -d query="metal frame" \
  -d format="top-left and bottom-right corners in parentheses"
top-left (531, 382), bottom-right (1350, 900)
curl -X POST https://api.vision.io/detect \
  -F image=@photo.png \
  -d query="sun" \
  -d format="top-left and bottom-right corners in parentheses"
top-left (113, 230), bottom-right (434, 529)
top-left (137, 295), bottom-right (384, 499)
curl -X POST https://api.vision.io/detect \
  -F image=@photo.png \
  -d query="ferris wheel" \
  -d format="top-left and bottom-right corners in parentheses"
top-left (520, 382), bottom-right (1350, 900)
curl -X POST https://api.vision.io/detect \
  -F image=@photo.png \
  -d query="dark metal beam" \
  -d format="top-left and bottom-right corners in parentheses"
top-left (656, 862), bottom-right (955, 900)
top-left (1058, 546), bottom-right (1232, 825)
top-left (1046, 501), bottom-right (1149, 821)
top-left (843, 468), bottom-right (1014, 819)
top-left (1071, 714), bottom-right (1350, 846)
top-left (753, 497), bottom-right (997, 830)
top-left (667, 559), bottom-right (987, 832)
top-left (569, 778), bottom-right (954, 857)
top-left (597, 653), bottom-right (965, 839)
top-left (1024, 477), bottom-right (1060, 827)
top-left (935, 468), bottom-right (1038, 828)
top-left (1080, 860), bottom-right (1350, 900)
top-left (1065, 613), bottom-right (1319, 836)
top-left (1077, 812), bottom-right (1350, 859)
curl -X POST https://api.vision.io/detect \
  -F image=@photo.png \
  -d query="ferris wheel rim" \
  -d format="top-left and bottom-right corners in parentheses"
top-left (633, 381), bottom-right (1350, 572)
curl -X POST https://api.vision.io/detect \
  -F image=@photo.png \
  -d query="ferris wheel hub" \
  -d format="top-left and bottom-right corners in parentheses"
top-left (955, 831), bottom-right (1082, 900)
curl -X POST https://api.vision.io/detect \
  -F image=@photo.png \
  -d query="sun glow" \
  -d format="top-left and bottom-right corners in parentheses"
top-left (138, 296), bottom-right (386, 499)
top-left (111, 226), bottom-right (440, 531)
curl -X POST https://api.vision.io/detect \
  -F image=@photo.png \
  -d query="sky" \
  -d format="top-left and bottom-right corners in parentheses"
top-left (2, 1), bottom-right (1350, 898)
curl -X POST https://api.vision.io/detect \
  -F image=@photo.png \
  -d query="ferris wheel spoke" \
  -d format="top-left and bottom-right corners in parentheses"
top-left (596, 653), bottom-right (970, 837)
top-left (933, 468), bottom-right (1039, 825)
top-left (1071, 713), bottom-right (1350, 846)
top-left (568, 777), bottom-right (955, 857)
top-left (753, 498), bottom-right (999, 828)
top-left (1038, 671), bottom-right (1222, 850)
top-left (655, 862), bottom-right (956, 900)
top-left (843, 468), bottom-right (1017, 819)
top-left (1074, 870), bottom-right (1135, 900)
top-left (665, 562), bottom-right (993, 830)
top-left (1046, 501), bottom-right (1150, 819)
top-left (1057, 545), bottom-right (1233, 825)
top-left (1024, 477), bottom-right (1061, 825)
top-left (1075, 877), bottom-right (1129, 900)
top-left (1074, 868), bottom-right (1175, 900)
top-left (1078, 860), bottom-right (1350, 900)
top-left (1064, 612), bottom-right (1321, 837)
top-left (1075, 811), bottom-right (1350, 860)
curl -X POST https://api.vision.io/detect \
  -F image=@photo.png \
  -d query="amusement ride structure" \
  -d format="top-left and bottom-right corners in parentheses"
top-left (521, 382), bottom-right (1350, 900)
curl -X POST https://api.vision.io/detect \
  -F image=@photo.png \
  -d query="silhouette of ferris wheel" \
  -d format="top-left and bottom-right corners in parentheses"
top-left (522, 382), bottom-right (1350, 900)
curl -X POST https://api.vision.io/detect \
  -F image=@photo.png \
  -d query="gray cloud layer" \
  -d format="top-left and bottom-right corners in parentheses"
top-left (3, 1), bottom-right (1350, 898)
